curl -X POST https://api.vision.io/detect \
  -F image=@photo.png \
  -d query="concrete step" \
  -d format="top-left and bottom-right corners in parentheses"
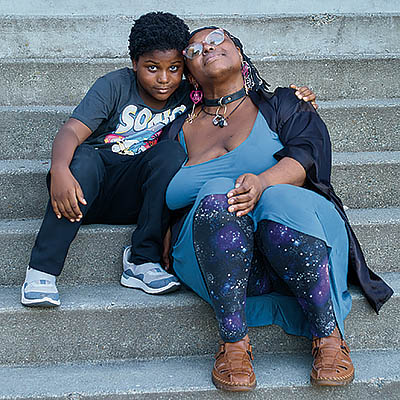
top-left (0, 349), bottom-right (399, 399)
top-left (3, 0), bottom-right (400, 16)
top-left (0, 208), bottom-right (398, 287)
top-left (330, 151), bottom-right (400, 209)
top-left (1, 99), bottom-right (399, 160)
top-left (0, 272), bottom-right (398, 365)
top-left (1, 14), bottom-right (399, 59)
top-left (0, 218), bottom-right (131, 286)
top-left (318, 99), bottom-right (400, 153)
top-left (1, 56), bottom-right (399, 106)
top-left (0, 153), bottom-right (398, 220)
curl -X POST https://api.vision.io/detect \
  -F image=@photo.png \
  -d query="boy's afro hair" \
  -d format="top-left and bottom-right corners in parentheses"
top-left (129, 12), bottom-right (190, 61)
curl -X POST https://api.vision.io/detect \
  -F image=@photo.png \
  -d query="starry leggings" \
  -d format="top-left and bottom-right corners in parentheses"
top-left (193, 194), bottom-right (336, 343)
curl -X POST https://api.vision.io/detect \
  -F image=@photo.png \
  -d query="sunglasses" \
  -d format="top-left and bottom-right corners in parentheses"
top-left (183, 28), bottom-right (225, 60)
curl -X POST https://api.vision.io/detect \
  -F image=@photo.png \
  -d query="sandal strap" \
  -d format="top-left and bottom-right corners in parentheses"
top-left (213, 335), bottom-right (256, 385)
top-left (311, 327), bottom-right (355, 384)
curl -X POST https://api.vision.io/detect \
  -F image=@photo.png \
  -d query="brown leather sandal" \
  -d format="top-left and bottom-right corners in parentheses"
top-left (311, 326), bottom-right (355, 386)
top-left (212, 334), bottom-right (257, 391)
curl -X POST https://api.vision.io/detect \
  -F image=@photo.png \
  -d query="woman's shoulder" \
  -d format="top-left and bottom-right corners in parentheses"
top-left (271, 87), bottom-right (301, 110)
top-left (252, 87), bottom-right (301, 131)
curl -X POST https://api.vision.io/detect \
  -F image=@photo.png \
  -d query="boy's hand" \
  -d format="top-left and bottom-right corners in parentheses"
top-left (290, 84), bottom-right (318, 110)
top-left (50, 168), bottom-right (87, 222)
top-left (227, 173), bottom-right (263, 217)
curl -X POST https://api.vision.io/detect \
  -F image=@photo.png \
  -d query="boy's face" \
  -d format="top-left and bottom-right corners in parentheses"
top-left (133, 49), bottom-right (184, 109)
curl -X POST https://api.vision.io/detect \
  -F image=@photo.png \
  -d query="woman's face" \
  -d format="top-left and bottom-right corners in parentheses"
top-left (184, 29), bottom-right (242, 85)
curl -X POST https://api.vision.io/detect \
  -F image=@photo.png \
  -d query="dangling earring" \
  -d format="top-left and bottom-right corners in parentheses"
top-left (241, 60), bottom-right (251, 95)
top-left (186, 85), bottom-right (203, 124)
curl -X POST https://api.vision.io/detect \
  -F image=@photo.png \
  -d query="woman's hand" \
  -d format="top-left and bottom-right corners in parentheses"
top-left (290, 84), bottom-right (318, 110)
top-left (50, 167), bottom-right (87, 222)
top-left (227, 173), bottom-right (263, 217)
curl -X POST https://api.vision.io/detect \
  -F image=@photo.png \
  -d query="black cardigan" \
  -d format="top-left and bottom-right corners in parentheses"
top-left (161, 87), bottom-right (393, 313)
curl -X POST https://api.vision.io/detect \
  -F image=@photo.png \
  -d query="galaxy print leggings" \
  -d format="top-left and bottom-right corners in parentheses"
top-left (193, 194), bottom-right (336, 343)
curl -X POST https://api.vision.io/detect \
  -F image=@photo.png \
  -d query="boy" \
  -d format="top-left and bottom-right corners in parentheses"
top-left (21, 12), bottom-right (192, 306)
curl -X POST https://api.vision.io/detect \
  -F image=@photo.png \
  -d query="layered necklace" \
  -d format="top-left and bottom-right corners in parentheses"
top-left (202, 87), bottom-right (247, 128)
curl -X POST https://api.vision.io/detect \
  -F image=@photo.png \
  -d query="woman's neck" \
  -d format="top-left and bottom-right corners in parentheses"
top-left (201, 76), bottom-right (244, 101)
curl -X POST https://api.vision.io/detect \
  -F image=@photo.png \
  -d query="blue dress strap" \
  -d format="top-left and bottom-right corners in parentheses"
top-left (178, 128), bottom-right (188, 154)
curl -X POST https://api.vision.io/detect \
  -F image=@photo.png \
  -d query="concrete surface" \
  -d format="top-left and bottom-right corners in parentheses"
top-left (0, 218), bottom-right (132, 286)
top-left (0, 208), bottom-right (398, 287)
top-left (0, 3), bottom-right (399, 398)
top-left (1, 14), bottom-right (399, 59)
top-left (2, 56), bottom-right (399, 107)
top-left (1, 154), bottom-right (399, 219)
top-left (0, 273), bottom-right (397, 365)
top-left (1, 99), bottom-right (399, 160)
top-left (1, 0), bottom-right (400, 16)
top-left (0, 346), bottom-right (399, 399)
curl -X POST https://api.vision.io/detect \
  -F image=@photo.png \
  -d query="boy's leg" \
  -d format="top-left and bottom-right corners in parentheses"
top-left (96, 140), bottom-right (186, 294)
top-left (22, 145), bottom-right (106, 306)
top-left (130, 140), bottom-right (186, 264)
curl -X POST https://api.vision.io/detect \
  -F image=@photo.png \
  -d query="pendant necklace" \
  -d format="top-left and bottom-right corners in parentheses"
top-left (202, 91), bottom-right (247, 128)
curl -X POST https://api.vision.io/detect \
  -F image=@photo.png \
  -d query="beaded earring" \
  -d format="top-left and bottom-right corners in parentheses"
top-left (186, 85), bottom-right (203, 124)
top-left (241, 60), bottom-right (252, 95)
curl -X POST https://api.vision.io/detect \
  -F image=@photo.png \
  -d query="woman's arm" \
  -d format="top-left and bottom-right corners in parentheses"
top-left (227, 87), bottom-right (330, 217)
top-left (227, 157), bottom-right (306, 217)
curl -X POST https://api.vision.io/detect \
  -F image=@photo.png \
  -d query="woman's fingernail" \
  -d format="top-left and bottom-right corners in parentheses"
top-left (228, 199), bottom-right (234, 204)
top-left (227, 192), bottom-right (232, 197)
top-left (229, 206), bottom-right (234, 212)
top-left (235, 184), bottom-right (240, 188)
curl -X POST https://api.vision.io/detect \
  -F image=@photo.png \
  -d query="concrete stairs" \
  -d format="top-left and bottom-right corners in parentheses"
top-left (0, 1), bottom-right (399, 398)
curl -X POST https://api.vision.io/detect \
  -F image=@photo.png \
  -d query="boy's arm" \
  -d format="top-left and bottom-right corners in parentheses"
top-left (49, 118), bottom-right (92, 222)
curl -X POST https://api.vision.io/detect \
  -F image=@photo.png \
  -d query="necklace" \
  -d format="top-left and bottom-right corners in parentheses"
top-left (202, 95), bottom-right (247, 128)
top-left (203, 87), bottom-right (246, 107)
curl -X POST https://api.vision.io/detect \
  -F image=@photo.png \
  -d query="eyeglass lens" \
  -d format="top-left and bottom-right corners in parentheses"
top-left (184, 29), bottom-right (225, 59)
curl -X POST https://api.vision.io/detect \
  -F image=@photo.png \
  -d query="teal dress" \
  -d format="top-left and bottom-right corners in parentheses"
top-left (166, 111), bottom-right (351, 339)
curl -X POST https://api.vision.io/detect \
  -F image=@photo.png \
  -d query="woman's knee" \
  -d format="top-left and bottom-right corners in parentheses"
top-left (197, 178), bottom-right (235, 203)
top-left (260, 184), bottom-right (295, 204)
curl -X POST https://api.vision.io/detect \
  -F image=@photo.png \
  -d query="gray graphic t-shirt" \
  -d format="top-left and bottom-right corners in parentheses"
top-left (71, 67), bottom-right (191, 155)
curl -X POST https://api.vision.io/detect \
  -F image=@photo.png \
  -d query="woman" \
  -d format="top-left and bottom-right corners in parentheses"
top-left (164, 27), bottom-right (393, 391)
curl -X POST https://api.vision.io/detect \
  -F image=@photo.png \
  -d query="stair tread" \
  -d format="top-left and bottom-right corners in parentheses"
top-left (1, 206), bottom-right (399, 231)
top-left (1, 151), bottom-right (400, 173)
top-left (0, 349), bottom-right (399, 399)
top-left (0, 271), bottom-right (398, 311)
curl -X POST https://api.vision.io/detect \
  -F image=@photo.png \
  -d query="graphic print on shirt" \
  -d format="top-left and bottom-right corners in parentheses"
top-left (105, 104), bottom-right (186, 155)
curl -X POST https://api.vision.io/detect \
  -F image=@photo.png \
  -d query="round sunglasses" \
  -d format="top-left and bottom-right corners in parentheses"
top-left (183, 28), bottom-right (225, 60)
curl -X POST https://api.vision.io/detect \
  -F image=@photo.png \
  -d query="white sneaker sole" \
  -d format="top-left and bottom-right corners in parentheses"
top-left (120, 275), bottom-right (180, 295)
top-left (21, 287), bottom-right (60, 307)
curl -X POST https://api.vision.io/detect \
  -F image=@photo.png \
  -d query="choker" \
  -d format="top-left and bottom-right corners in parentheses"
top-left (202, 95), bottom-right (247, 128)
top-left (203, 87), bottom-right (246, 107)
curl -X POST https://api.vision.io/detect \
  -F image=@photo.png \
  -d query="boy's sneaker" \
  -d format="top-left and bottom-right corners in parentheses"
top-left (21, 267), bottom-right (60, 307)
top-left (120, 246), bottom-right (180, 294)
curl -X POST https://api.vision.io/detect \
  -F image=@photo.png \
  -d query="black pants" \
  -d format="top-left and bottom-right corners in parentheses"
top-left (29, 140), bottom-right (186, 276)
